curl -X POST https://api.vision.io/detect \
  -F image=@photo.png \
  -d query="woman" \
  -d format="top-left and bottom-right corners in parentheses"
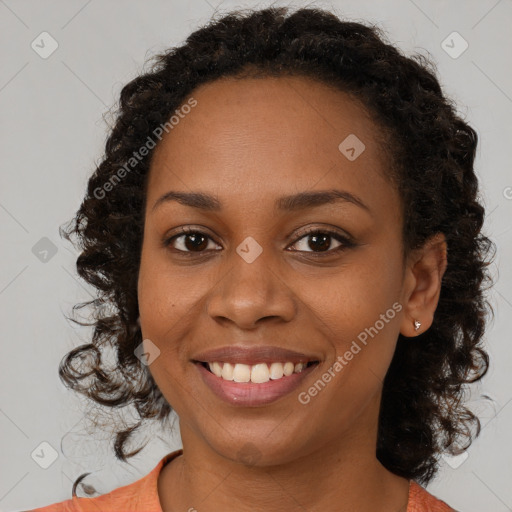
top-left (29, 5), bottom-right (493, 511)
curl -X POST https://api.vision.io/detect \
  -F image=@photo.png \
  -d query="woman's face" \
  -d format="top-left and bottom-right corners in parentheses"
top-left (138, 75), bottom-right (415, 465)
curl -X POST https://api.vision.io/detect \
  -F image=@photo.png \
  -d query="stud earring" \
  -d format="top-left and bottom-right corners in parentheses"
top-left (414, 319), bottom-right (421, 331)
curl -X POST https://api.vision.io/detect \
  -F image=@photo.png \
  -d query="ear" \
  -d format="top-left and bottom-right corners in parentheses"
top-left (399, 232), bottom-right (448, 337)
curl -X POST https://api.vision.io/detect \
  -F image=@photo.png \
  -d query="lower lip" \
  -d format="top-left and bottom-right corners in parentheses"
top-left (195, 362), bottom-right (318, 407)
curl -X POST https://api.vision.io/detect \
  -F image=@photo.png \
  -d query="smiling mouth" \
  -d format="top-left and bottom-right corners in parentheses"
top-left (198, 360), bottom-right (319, 384)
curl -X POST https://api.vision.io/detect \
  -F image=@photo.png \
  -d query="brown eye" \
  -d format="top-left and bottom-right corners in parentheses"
top-left (289, 229), bottom-right (354, 255)
top-left (163, 227), bottom-right (355, 257)
top-left (164, 228), bottom-right (220, 253)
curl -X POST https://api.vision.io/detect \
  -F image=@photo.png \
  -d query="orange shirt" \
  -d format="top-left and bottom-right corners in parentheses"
top-left (27, 449), bottom-right (455, 511)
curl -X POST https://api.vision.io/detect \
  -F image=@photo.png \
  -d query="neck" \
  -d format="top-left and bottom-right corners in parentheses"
top-left (157, 398), bottom-right (410, 511)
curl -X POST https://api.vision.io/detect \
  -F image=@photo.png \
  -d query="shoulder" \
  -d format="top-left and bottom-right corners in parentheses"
top-left (25, 449), bottom-right (183, 512)
top-left (408, 480), bottom-right (458, 512)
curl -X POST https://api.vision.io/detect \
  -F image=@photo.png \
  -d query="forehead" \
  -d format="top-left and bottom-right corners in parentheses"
top-left (147, 75), bottom-right (395, 214)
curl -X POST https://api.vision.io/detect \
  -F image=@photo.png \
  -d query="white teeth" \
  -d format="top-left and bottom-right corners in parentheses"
top-left (251, 363), bottom-right (270, 383)
top-left (269, 362), bottom-right (284, 380)
top-left (206, 361), bottom-right (313, 383)
top-left (233, 363), bottom-right (251, 382)
top-left (221, 362), bottom-right (234, 381)
top-left (283, 362), bottom-right (295, 376)
top-left (210, 361), bottom-right (223, 378)
top-left (294, 363), bottom-right (305, 373)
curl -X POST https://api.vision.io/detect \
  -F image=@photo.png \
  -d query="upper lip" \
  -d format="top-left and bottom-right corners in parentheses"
top-left (192, 345), bottom-right (321, 365)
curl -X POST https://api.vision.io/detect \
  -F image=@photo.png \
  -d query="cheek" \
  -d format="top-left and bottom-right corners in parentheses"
top-left (137, 248), bottom-right (185, 361)
top-left (138, 243), bottom-right (198, 330)
top-left (300, 280), bottom-right (401, 435)
top-left (136, 254), bottom-right (194, 409)
top-left (315, 258), bottom-right (401, 329)
top-left (310, 250), bottom-right (404, 376)
top-left (137, 246), bottom-right (222, 378)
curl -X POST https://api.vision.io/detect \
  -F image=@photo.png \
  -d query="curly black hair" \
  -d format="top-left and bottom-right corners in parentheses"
top-left (58, 5), bottom-right (495, 497)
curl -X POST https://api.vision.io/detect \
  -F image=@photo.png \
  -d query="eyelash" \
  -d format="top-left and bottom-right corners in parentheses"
top-left (162, 226), bottom-right (355, 258)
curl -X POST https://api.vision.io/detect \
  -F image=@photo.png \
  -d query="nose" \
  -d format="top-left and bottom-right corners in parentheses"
top-left (206, 246), bottom-right (297, 330)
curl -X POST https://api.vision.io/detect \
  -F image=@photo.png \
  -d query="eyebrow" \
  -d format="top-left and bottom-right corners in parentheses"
top-left (151, 189), bottom-right (370, 213)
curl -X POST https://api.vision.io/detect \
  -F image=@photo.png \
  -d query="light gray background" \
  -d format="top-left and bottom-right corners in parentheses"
top-left (1, 1), bottom-right (511, 511)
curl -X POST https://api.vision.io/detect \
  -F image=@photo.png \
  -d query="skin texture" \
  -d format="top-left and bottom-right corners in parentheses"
top-left (137, 76), bottom-right (447, 512)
